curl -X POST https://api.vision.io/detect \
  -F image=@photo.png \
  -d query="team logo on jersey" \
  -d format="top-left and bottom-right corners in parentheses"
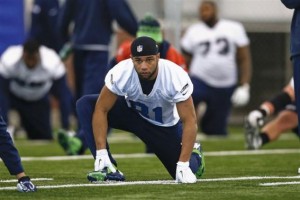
top-left (110, 74), bottom-right (114, 85)
top-left (180, 83), bottom-right (189, 95)
top-left (137, 45), bottom-right (143, 52)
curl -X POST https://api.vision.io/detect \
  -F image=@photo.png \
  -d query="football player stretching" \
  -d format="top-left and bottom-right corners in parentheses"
top-left (76, 37), bottom-right (205, 183)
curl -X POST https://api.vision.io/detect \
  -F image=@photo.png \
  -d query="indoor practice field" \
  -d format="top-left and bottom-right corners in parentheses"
top-left (0, 127), bottom-right (299, 200)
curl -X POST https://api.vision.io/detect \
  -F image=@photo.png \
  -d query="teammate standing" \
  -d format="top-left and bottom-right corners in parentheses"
top-left (57, 0), bottom-right (138, 100)
top-left (56, 0), bottom-right (138, 153)
top-left (181, 0), bottom-right (252, 136)
top-left (76, 37), bottom-right (205, 183)
top-left (28, 0), bottom-right (63, 52)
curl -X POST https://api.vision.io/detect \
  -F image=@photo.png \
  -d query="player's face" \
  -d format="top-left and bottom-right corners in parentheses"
top-left (132, 54), bottom-right (160, 80)
top-left (199, 2), bottom-right (217, 26)
top-left (23, 52), bottom-right (40, 69)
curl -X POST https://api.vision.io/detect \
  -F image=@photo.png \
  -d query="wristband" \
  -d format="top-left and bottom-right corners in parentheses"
top-left (96, 149), bottom-right (108, 156)
top-left (258, 108), bottom-right (267, 117)
top-left (177, 161), bottom-right (189, 167)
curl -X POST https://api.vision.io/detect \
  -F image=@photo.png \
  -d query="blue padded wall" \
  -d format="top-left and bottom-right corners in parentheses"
top-left (0, 0), bottom-right (25, 56)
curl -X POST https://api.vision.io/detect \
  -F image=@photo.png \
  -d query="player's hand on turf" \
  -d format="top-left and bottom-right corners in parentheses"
top-left (17, 176), bottom-right (37, 192)
top-left (175, 161), bottom-right (197, 183)
top-left (247, 110), bottom-right (264, 127)
top-left (231, 84), bottom-right (250, 107)
top-left (95, 149), bottom-right (116, 173)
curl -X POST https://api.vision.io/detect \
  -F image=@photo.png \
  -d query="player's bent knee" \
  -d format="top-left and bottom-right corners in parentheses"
top-left (76, 94), bottom-right (98, 114)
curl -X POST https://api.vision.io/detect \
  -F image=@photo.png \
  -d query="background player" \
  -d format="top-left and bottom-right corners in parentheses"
top-left (181, 0), bottom-right (252, 137)
top-left (0, 39), bottom-right (73, 140)
top-left (56, 0), bottom-right (138, 154)
top-left (245, 78), bottom-right (298, 150)
top-left (57, 0), bottom-right (138, 100)
top-left (28, 0), bottom-right (63, 52)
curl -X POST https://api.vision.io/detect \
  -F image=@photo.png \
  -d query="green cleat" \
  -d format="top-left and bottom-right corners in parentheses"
top-left (193, 143), bottom-right (205, 178)
top-left (87, 167), bottom-right (125, 182)
top-left (87, 171), bottom-right (107, 182)
top-left (57, 129), bottom-right (82, 155)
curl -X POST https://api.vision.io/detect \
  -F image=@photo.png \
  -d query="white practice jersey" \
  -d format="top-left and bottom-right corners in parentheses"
top-left (0, 45), bottom-right (65, 101)
top-left (105, 58), bottom-right (193, 127)
top-left (181, 19), bottom-right (249, 87)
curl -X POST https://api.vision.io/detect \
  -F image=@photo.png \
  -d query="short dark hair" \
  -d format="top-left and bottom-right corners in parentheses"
top-left (23, 39), bottom-right (40, 54)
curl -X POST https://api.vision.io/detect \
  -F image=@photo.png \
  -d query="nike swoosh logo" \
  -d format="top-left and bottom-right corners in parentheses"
top-left (180, 170), bottom-right (183, 178)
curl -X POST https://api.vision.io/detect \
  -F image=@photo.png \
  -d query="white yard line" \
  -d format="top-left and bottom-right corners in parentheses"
top-left (260, 181), bottom-right (300, 186)
top-left (1, 176), bottom-right (300, 190)
top-left (205, 149), bottom-right (300, 156)
top-left (200, 176), bottom-right (300, 182)
top-left (0, 178), bottom-right (53, 183)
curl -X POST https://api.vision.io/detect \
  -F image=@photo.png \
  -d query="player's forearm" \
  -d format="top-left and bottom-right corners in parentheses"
top-left (239, 62), bottom-right (251, 85)
top-left (176, 97), bottom-right (197, 162)
top-left (237, 46), bottom-right (252, 85)
top-left (56, 0), bottom-right (74, 44)
top-left (179, 123), bottom-right (197, 162)
top-left (92, 109), bottom-right (108, 150)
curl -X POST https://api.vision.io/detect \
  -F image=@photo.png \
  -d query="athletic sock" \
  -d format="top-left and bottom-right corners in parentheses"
top-left (260, 132), bottom-right (270, 145)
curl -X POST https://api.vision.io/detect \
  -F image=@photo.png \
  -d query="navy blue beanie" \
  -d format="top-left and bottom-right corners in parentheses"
top-left (130, 36), bottom-right (158, 57)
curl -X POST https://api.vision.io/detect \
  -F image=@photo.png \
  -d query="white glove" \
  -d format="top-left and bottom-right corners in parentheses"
top-left (94, 149), bottom-right (116, 173)
top-left (231, 84), bottom-right (250, 107)
top-left (175, 161), bottom-right (197, 183)
top-left (247, 110), bottom-right (265, 127)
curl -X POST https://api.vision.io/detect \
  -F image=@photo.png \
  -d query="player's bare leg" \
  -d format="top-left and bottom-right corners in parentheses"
top-left (262, 110), bottom-right (298, 141)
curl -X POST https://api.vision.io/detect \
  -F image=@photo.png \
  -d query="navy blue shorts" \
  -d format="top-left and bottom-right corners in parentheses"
top-left (191, 77), bottom-right (235, 136)
top-left (10, 94), bottom-right (52, 140)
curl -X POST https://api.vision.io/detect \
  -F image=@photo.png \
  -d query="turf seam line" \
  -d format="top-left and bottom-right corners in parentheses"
top-left (6, 149), bottom-right (300, 162)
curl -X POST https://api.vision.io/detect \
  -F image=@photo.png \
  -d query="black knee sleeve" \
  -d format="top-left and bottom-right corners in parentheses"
top-left (269, 92), bottom-right (292, 113)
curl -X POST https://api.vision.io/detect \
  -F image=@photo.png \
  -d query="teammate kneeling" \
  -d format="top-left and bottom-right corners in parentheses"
top-left (77, 36), bottom-right (205, 183)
